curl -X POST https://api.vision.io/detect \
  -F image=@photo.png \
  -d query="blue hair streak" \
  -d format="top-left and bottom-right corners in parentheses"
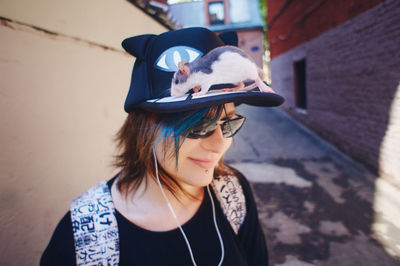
top-left (157, 105), bottom-right (224, 165)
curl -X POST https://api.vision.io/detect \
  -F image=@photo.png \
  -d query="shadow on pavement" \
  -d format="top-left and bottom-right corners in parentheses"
top-left (225, 105), bottom-right (400, 266)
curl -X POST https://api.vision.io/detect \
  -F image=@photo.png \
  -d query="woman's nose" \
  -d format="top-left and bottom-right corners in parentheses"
top-left (200, 126), bottom-right (226, 153)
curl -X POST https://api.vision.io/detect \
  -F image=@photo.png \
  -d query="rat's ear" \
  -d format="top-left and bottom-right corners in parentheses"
top-left (218, 31), bottom-right (238, 46)
top-left (178, 61), bottom-right (190, 76)
top-left (122, 34), bottom-right (156, 60)
top-left (183, 65), bottom-right (190, 76)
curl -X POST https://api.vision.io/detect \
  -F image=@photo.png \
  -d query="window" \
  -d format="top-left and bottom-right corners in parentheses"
top-left (208, 1), bottom-right (225, 25)
top-left (294, 59), bottom-right (307, 110)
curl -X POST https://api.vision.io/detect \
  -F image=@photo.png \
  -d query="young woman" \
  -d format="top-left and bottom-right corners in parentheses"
top-left (40, 27), bottom-right (284, 266)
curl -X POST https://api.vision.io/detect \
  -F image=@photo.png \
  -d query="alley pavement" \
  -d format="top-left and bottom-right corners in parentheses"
top-left (225, 105), bottom-right (400, 266)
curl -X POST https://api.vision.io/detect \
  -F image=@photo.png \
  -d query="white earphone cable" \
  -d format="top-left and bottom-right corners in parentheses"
top-left (153, 148), bottom-right (197, 266)
top-left (207, 185), bottom-right (225, 266)
top-left (152, 148), bottom-right (224, 266)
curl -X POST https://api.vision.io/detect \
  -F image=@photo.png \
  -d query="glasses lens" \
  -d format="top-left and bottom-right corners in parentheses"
top-left (221, 115), bottom-right (245, 138)
top-left (187, 120), bottom-right (218, 139)
top-left (187, 114), bottom-right (246, 139)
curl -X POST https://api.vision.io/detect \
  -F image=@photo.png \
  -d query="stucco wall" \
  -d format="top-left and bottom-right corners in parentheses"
top-left (269, 0), bottom-right (400, 187)
top-left (0, 1), bottom-right (166, 265)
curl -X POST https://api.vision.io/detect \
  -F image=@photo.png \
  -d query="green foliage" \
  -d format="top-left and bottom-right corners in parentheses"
top-left (259, 0), bottom-right (267, 27)
top-left (258, 0), bottom-right (269, 51)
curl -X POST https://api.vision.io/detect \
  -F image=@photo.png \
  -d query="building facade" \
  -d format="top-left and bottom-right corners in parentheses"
top-left (267, 0), bottom-right (400, 187)
top-left (168, 0), bottom-right (265, 68)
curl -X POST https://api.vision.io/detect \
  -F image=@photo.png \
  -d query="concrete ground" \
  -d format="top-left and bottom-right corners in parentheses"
top-left (225, 105), bottom-right (400, 266)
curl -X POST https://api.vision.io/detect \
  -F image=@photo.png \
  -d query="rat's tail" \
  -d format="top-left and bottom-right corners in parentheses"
top-left (257, 68), bottom-right (265, 80)
top-left (255, 78), bottom-right (275, 93)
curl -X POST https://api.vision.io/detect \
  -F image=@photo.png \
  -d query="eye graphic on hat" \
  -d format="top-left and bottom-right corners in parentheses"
top-left (155, 46), bottom-right (203, 72)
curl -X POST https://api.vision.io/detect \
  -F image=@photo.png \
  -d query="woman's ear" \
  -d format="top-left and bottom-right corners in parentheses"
top-left (122, 34), bottom-right (156, 60)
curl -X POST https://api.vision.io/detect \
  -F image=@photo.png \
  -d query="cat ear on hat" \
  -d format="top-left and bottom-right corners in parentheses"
top-left (121, 34), bottom-right (156, 60)
top-left (218, 31), bottom-right (238, 46)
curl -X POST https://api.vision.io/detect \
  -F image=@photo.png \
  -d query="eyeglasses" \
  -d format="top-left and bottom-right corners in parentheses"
top-left (187, 114), bottom-right (246, 139)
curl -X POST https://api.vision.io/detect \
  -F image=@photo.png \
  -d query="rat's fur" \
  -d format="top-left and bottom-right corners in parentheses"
top-left (171, 46), bottom-right (274, 96)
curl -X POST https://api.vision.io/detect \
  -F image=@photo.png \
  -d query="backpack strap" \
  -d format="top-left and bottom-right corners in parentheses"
top-left (70, 181), bottom-right (119, 266)
top-left (211, 174), bottom-right (247, 234)
top-left (70, 175), bottom-right (246, 264)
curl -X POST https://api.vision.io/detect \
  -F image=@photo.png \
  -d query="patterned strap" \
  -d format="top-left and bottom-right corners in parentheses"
top-left (211, 174), bottom-right (247, 234)
top-left (70, 181), bottom-right (119, 266)
top-left (70, 175), bottom-right (246, 264)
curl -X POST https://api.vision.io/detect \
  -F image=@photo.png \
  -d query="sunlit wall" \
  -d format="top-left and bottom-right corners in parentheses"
top-left (0, 1), bottom-right (166, 264)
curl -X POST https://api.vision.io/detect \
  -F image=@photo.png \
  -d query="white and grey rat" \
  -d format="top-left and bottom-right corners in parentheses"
top-left (170, 45), bottom-right (275, 96)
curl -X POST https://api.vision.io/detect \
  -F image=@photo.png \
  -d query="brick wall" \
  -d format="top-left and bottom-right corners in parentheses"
top-left (270, 0), bottom-right (400, 186)
top-left (267, 0), bottom-right (382, 58)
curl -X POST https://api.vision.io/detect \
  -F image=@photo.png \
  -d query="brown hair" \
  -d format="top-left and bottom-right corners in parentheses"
top-left (113, 106), bottom-right (234, 199)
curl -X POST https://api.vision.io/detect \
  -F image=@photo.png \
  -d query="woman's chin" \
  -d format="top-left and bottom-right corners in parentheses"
top-left (180, 170), bottom-right (215, 189)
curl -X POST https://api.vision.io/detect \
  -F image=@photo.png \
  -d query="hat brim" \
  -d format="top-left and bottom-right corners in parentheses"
top-left (137, 91), bottom-right (284, 113)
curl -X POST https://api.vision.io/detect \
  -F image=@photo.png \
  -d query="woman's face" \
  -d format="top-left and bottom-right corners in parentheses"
top-left (156, 103), bottom-right (235, 191)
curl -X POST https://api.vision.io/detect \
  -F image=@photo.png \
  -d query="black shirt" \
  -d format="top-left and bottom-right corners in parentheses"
top-left (40, 174), bottom-right (268, 266)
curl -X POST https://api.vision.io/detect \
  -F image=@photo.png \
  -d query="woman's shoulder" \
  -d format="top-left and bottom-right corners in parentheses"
top-left (40, 211), bottom-right (75, 266)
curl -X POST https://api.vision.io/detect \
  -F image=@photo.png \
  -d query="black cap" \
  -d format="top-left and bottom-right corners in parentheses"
top-left (122, 27), bottom-right (284, 113)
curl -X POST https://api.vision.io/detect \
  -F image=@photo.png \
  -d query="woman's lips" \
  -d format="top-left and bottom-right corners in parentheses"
top-left (189, 158), bottom-right (216, 169)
